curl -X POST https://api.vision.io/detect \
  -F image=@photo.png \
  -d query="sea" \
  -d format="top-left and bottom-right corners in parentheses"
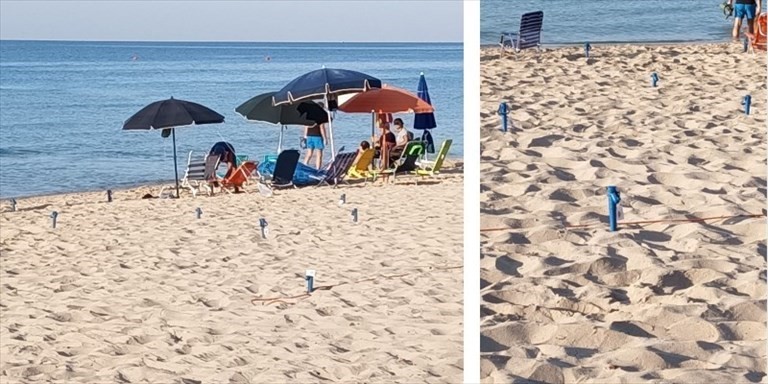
top-left (0, 41), bottom-right (462, 198)
top-left (481, 0), bottom-right (736, 46)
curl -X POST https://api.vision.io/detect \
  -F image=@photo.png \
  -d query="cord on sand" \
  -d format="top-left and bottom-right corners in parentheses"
top-left (251, 265), bottom-right (462, 306)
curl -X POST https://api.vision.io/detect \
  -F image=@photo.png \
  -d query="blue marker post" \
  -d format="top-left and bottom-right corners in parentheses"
top-left (107, 190), bottom-right (113, 203)
top-left (305, 269), bottom-right (315, 294)
top-left (351, 208), bottom-right (358, 223)
top-left (10, 198), bottom-right (16, 212)
top-left (650, 72), bottom-right (659, 87)
top-left (259, 218), bottom-right (268, 239)
top-left (584, 42), bottom-right (591, 60)
top-left (743, 37), bottom-right (749, 53)
top-left (742, 95), bottom-right (751, 116)
top-left (607, 186), bottom-right (621, 232)
top-left (497, 102), bottom-right (509, 133)
top-left (195, 207), bottom-right (202, 219)
top-left (339, 193), bottom-right (346, 206)
top-left (50, 211), bottom-right (58, 229)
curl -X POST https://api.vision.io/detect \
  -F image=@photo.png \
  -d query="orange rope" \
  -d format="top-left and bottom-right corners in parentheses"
top-left (480, 213), bottom-right (765, 233)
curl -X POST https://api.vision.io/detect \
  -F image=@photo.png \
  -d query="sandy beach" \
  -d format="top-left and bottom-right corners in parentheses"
top-left (0, 168), bottom-right (463, 383)
top-left (480, 43), bottom-right (766, 383)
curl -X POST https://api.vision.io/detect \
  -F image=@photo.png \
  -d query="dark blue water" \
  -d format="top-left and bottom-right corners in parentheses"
top-left (481, 0), bottom-right (734, 45)
top-left (0, 41), bottom-right (462, 198)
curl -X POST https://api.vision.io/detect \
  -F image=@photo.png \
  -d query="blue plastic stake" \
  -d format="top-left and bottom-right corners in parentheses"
top-left (195, 207), bottom-right (202, 219)
top-left (743, 37), bottom-right (749, 53)
top-left (351, 208), bottom-right (358, 223)
top-left (607, 186), bottom-right (621, 232)
top-left (107, 189), bottom-right (113, 202)
top-left (10, 198), bottom-right (16, 212)
top-left (650, 72), bottom-right (659, 87)
top-left (259, 218), bottom-right (268, 238)
top-left (339, 193), bottom-right (346, 206)
top-left (497, 102), bottom-right (509, 132)
top-left (305, 270), bottom-right (315, 293)
top-left (50, 211), bottom-right (58, 229)
top-left (742, 95), bottom-right (751, 115)
top-left (584, 42), bottom-right (591, 59)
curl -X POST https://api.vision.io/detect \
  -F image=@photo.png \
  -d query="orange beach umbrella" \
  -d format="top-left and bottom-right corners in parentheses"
top-left (338, 85), bottom-right (435, 114)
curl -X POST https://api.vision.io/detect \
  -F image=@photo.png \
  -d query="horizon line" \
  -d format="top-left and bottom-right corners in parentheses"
top-left (0, 38), bottom-right (463, 44)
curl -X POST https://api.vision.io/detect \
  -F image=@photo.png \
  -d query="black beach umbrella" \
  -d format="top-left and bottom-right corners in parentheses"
top-left (272, 67), bottom-right (381, 159)
top-left (123, 97), bottom-right (225, 198)
top-left (236, 91), bottom-right (328, 125)
top-left (236, 91), bottom-right (328, 153)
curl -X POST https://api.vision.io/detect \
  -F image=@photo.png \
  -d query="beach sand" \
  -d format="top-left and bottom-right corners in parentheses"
top-left (480, 43), bottom-right (766, 383)
top-left (0, 168), bottom-right (463, 383)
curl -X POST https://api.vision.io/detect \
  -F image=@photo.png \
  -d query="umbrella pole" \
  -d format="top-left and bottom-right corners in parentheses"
top-left (325, 93), bottom-right (335, 161)
top-left (278, 125), bottom-right (284, 153)
top-left (172, 128), bottom-right (180, 198)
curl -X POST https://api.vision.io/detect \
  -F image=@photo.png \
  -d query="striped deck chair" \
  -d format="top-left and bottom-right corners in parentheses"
top-left (309, 152), bottom-right (357, 187)
top-left (180, 151), bottom-right (218, 197)
top-left (500, 11), bottom-right (544, 54)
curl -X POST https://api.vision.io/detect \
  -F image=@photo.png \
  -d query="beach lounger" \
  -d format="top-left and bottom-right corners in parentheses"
top-left (376, 141), bottom-right (426, 183)
top-left (220, 161), bottom-right (259, 193)
top-left (309, 151), bottom-right (357, 187)
top-left (746, 13), bottom-right (767, 52)
top-left (180, 151), bottom-right (219, 197)
top-left (414, 139), bottom-right (452, 180)
top-left (269, 149), bottom-right (300, 189)
top-left (500, 11), bottom-right (544, 54)
top-left (347, 148), bottom-right (375, 183)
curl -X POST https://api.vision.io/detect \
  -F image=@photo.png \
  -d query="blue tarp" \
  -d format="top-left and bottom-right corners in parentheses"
top-left (258, 156), bottom-right (326, 187)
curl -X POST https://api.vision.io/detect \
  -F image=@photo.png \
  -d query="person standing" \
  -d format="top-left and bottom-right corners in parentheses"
top-left (730, 0), bottom-right (762, 39)
top-left (303, 122), bottom-right (327, 170)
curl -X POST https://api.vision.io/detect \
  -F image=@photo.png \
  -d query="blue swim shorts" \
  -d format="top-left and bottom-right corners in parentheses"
top-left (306, 136), bottom-right (324, 150)
top-left (735, 3), bottom-right (757, 20)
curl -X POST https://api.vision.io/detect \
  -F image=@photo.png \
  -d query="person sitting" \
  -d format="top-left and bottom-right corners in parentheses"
top-left (389, 118), bottom-right (412, 162)
top-left (352, 140), bottom-right (371, 166)
top-left (371, 122), bottom-right (397, 168)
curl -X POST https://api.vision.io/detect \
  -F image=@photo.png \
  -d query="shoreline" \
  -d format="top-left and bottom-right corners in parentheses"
top-left (480, 39), bottom-right (735, 50)
top-left (0, 156), bottom-right (464, 201)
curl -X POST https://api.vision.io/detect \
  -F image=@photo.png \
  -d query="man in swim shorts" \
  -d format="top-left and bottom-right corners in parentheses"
top-left (730, 0), bottom-right (762, 39)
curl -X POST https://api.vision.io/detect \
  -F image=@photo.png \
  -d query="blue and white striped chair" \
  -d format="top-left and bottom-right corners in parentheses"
top-left (500, 11), bottom-right (544, 54)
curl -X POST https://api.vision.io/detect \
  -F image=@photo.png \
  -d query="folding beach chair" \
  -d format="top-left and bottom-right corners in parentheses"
top-left (269, 149), bottom-right (300, 189)
top-left (500, 11), bottom-right (544, 54)
top-left (220, 161), bottom-right (259, 194)
top-left (309, 152), bottom-right (357, 187)
top-left (347, 148), bottom-right (375, 183)
top-left (414, 139), bottom-right (452, 180)
top-left (746, 13), bottom-right (767, 52)
top-left (376, 141), bottom-right (426, 183)
top-left (180, 151), bottom-right (219, 197)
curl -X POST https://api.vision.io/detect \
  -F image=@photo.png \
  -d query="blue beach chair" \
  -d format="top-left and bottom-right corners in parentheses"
top-left (500, 11), bottom-right (544, 54)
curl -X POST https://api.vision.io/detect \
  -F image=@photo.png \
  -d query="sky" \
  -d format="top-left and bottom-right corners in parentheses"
top-left (0, 0), bottom-right (463, 42)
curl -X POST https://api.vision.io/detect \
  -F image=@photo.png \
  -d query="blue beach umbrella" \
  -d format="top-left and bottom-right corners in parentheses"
top-left (273, 67), bottom-right (382, 159)
top-left (414, 72), bottom-right (436, 154)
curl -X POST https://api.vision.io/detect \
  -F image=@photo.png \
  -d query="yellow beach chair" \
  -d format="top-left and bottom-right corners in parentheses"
top-left (347, 149), bottom-right (375, 183)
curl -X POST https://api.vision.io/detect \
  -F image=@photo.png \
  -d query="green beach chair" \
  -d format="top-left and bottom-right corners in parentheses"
top-left (413, 139), bottom-right (452, 179)
top-left (375, 141), bottom-right (426, 183)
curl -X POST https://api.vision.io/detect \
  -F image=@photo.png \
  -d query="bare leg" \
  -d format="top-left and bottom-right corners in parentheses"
top-left (303, 149), bottom-right (313, 165)
top-left (733, 18), bottom-right (744, 39)
top-left (747, 18), bottom-right (756, 35)
top-left (316, 150), bottom-right (323, 169)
